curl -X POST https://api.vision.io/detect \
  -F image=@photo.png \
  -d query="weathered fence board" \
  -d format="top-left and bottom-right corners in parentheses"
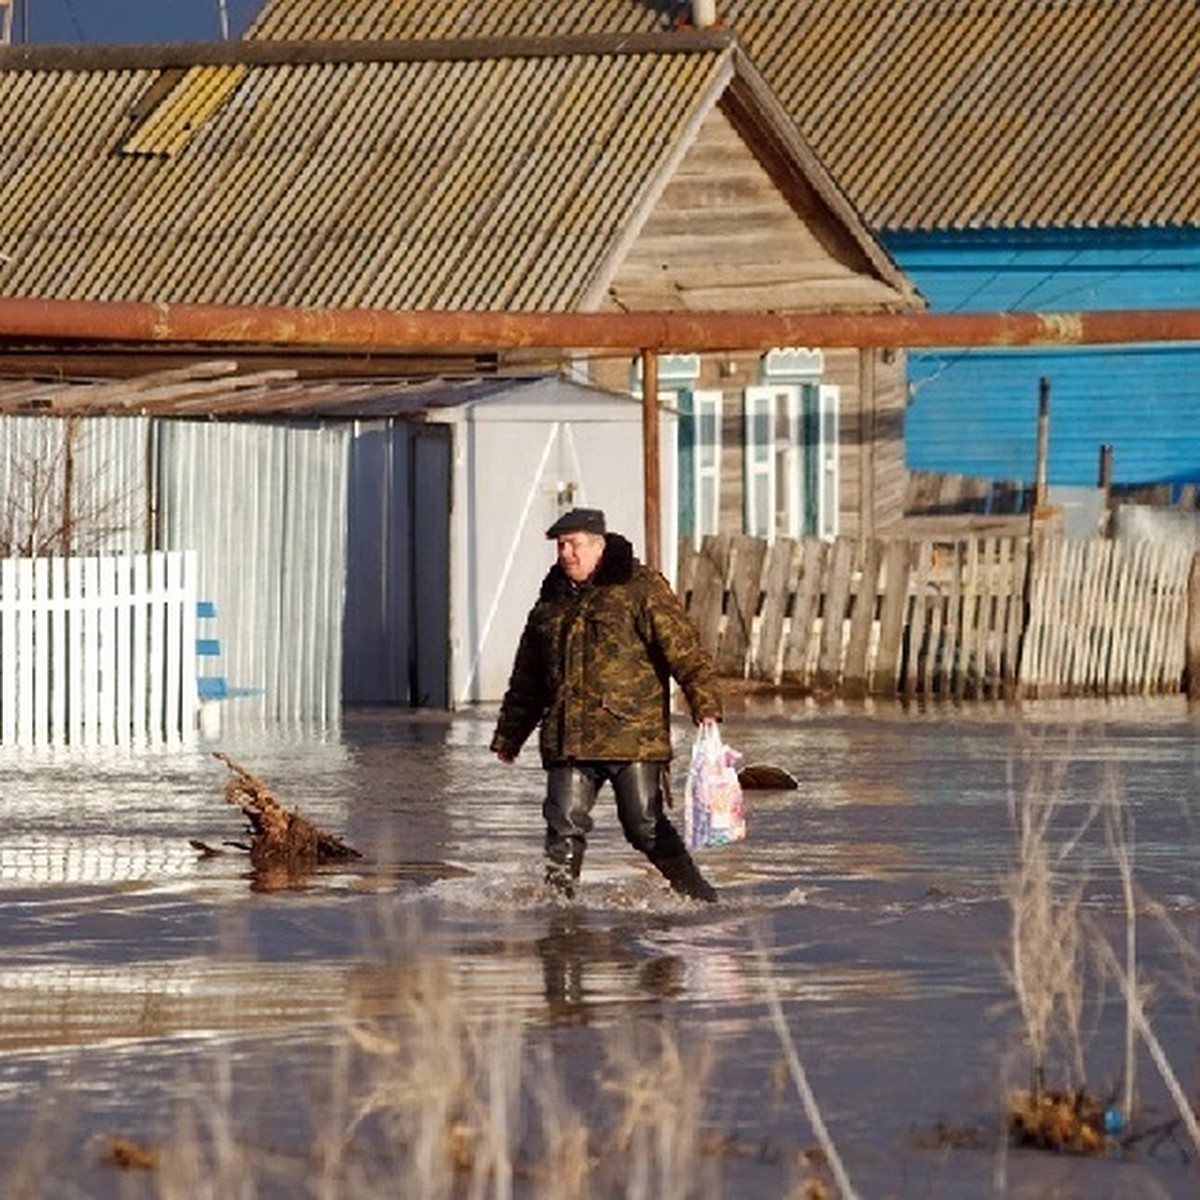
top-left (817, 537), bottom-right (855, 694)
top-left (688, 535), bottom-right (728, 663)
top-left (680, 533), bottom-right (1194, 700)
top-left (872, 540), bottom-right (910, 695)
top-left (843, 538), bottom-right (881, 698)
top-left (754, 537), bottom-right (798, 684)
top-left (781, 539), bottom-right (826, 686)
top-left (716, 535), bottom-right (767, 678)
top-left (1003, 539), bottom-right (1028, 695)
top-left (906, 540), bottom-right (933, 698)
top-left (1187, 556), bottom-right (1200, 698)
top-left (1019, 536), bottom-right (1191, 698)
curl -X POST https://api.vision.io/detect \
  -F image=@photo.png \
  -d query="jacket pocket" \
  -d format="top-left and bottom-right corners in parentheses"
top-left (599, 694), bottom-right (636, 721)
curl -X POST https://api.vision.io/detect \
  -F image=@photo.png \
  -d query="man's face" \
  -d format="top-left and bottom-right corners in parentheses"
top-left (557, 532), bottom-right (605, 583)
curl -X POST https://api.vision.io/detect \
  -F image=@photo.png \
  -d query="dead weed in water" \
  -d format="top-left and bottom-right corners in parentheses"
top-left (121, 929), bottom-right (852, 1200)
top-left (1000, 749), bottom-right (1200, 1168)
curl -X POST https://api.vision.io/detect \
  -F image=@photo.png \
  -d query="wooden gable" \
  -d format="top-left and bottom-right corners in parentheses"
top-left (605, 106), bottom-right (909, 313)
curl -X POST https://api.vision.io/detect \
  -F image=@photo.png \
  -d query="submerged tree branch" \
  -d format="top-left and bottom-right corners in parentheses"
top-left (212, 751), bottom-right (361, 879)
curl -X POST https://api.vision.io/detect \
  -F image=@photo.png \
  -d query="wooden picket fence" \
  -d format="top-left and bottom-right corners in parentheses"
top-left (0, 551), bottom-right (198, 746)
top-left (1021, 535), bottom-right (1194, 697)
top-left (678, 533), bottom-right (1194, 699)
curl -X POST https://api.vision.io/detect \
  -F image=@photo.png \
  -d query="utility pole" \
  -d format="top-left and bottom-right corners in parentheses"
top-left (216, 0), bottom-right (229, 40)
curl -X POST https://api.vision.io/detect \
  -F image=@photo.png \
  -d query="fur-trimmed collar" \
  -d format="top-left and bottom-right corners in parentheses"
top-left (538, 532), bottom-right (636, 601)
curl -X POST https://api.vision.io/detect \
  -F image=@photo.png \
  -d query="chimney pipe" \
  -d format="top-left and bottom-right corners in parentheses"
top-left (690, 0), bottom-right (717, 28)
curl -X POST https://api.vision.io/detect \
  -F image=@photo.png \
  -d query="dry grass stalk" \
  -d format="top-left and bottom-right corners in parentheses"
top-left (1000, 746), bottom-right (1136, 1156)
top-left (528, 1046), bottom-right (593, 1200)
top-left (67, 904), bottom-right (866, 1197)
top-left (157, 1051), bottom-right (258, 1199)
top-left (6, 1082), bottom-right (79, 1200)
top-left (601, 1021), bottom-right (716, 1200)
top-left (346, 956), bottom-right (480, 1199)
top-left (1088, 924), bottom-right (1200, 1159)
top-left (1101, 764), bottom-right (1138, 1120)
top-left (1002, 750), bottom-right (1200, 1162)
top-left (751, 926), bottom-right (860, 1200)
top-left (1005, 756), bottom-right (1097, 1099)
top-left (470, 1009), bottom-right (522, 1200)
top-left (345, 948), bottom-right (727, 1199)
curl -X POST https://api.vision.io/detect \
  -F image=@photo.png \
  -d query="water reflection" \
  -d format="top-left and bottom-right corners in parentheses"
top-left (535, 909), bottom-right (705, 1023)
top-left (0, 699), bottom-right (1197, 1198)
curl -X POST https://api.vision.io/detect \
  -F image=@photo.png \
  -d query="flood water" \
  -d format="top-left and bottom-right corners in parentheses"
top-left (2, 696), bottom-right (1200, 1198)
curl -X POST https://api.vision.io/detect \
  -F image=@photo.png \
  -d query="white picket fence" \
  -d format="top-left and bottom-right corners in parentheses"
top-left (0, 551), bottom-right (198, 747)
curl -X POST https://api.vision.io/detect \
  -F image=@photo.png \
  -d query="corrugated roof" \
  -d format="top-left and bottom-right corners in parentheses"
top-left (0, 33), bottom-right (910, 312)
top-left (247, 0), bottom-right (1200, 232)
top-left (0, 41), bottom-right (724, 309)
top-left (121, 65), bottom-right (247, 156)
top-left (248, 1), bottom-right (669, 41)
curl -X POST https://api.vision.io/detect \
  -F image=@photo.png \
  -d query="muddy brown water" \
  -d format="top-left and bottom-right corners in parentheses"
top-left (1, 697), bottom-right (1199, 1197)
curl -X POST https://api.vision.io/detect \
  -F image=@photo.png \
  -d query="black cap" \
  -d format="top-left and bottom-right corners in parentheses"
top-left (545, 507), bottom-right (606, 538)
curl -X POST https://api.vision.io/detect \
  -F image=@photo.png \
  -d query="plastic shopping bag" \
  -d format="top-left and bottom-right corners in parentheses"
top-left (683, 723), bottom-right (746, 850)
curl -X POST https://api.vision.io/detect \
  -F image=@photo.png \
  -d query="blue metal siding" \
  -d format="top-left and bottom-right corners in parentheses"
top-left (889, 229), bottom-right (1200, 488)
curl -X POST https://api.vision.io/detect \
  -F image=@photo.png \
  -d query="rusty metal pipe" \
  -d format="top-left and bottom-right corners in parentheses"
top-left (4, 297), bottom-right (1200, 351)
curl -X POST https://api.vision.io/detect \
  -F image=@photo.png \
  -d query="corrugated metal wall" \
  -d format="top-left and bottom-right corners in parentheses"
top-left (0, 413), bottom-right (413, 727)
top-left (157, 420), bottom-right (350, 725)
top-left (894, 229), bottom-right (1200, 489)
top-left (0, 416), bottom-right (150, 557)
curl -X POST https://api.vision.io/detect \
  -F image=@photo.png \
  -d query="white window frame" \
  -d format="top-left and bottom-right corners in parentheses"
top-left (743, 386), bottom-right (781, 539)
top-left (691, 389), bottom-right (723, 545)
top-left (744, 378), bottom-right (841, 541)
top-left (817, 384), bottom-right (840, 541)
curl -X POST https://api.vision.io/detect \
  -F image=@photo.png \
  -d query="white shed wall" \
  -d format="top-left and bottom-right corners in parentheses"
top-left (436, 382), bottom-right (677, 706)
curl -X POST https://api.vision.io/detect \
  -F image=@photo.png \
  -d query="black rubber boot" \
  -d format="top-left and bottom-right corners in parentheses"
top-left (649, 847), bottom-right (719, 903)
top-left (545, 839), bottom-right (584, 899)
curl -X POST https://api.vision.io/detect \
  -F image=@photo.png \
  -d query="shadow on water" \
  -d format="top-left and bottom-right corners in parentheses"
top-left (0, 697), bottom-right (1198, 1195)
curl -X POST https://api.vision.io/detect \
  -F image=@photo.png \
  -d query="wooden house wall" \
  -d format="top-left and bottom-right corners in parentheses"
top-left (590, 344), bottom-right (909, 542)
top-left (704, 348), bottom-right (909, 541)
top-left (862, 350), bottom-right (910, 534)
top-left (586, 101), bottom-right (913, 542)
top-left (894, 228), bottom-right (1200, 490)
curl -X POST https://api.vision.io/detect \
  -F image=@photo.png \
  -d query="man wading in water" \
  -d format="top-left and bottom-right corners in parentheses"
top-left (491, 507), bottom-right (721, 902)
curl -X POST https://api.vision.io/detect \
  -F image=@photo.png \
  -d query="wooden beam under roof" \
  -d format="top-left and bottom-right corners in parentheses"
top-left (0, 347), bottom-right (507, 383)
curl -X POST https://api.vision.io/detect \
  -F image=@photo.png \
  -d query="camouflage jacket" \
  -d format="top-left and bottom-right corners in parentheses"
top-left (490, 533), bottom-right (722, 766)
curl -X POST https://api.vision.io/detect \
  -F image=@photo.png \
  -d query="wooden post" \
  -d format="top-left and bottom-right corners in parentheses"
top-left (1033, 376), bottom-right (1050, 513)
top-left (641, 348), bottom-right (661, 572)
top-left (1098, 443), bottom-right (1113, 492)
top-left (1016, 379), bottom-right (1052, 699)
top-left (1186, 553), bottom-right (1200, 700)
top-left (1098, 442), bottom-right (1114, 537)
top-left (858, 348), bottom-right (876, 540)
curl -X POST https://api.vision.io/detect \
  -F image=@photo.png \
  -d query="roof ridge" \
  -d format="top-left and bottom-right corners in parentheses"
top-left (0, 29), bottom-right (734, 74)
